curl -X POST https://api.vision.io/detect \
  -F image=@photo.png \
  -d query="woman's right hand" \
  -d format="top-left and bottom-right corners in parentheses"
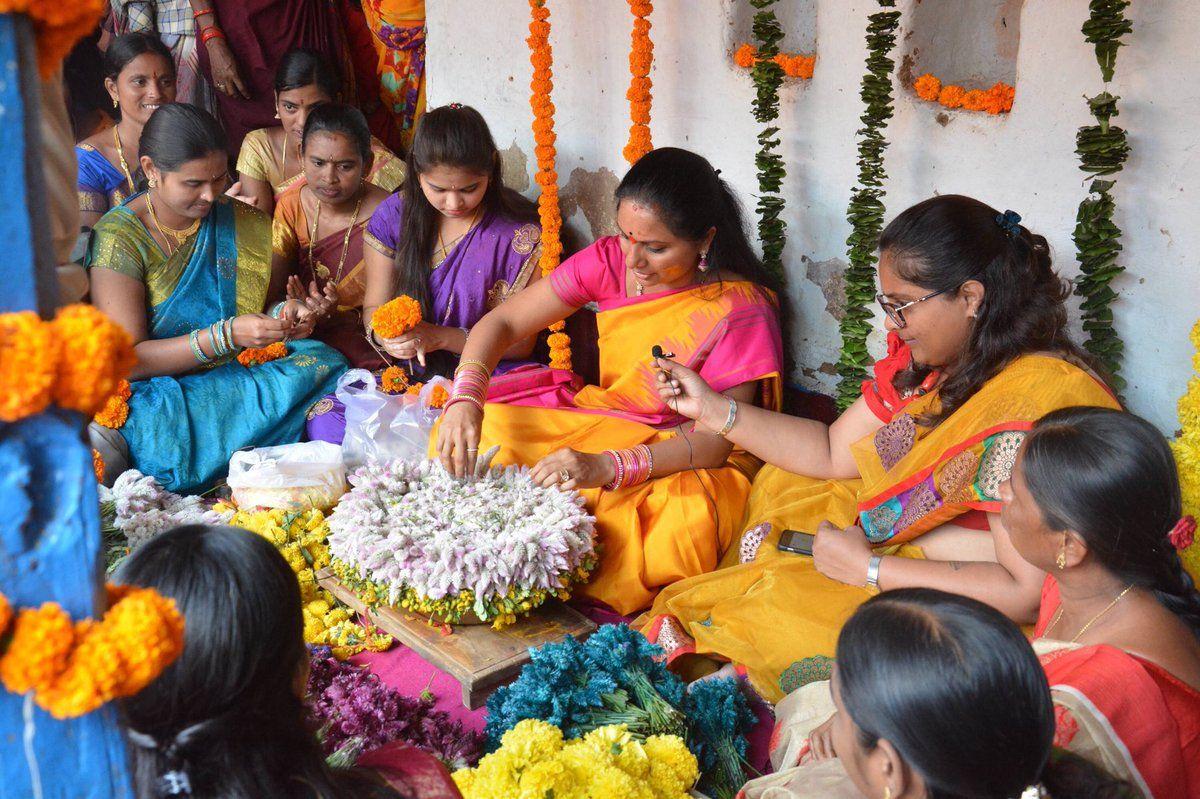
top-left (232, 313), bottom-right (290, 347)
top-left (437, 401), bottom-right (484, 478)
top-left (654, 357), bottom-right (721, 423)
top-left (806, 713), bottom-right (839, 761)
top-left (206, 37), bottom-right (249, 99)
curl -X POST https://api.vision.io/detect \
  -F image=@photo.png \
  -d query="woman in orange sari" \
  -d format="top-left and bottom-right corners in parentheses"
top-left (273, 103), bottom-right (392, 369)
top-left (639, 196), bottom-right (1119, 701)
top-left (435, 148), bottom-right (784, 615)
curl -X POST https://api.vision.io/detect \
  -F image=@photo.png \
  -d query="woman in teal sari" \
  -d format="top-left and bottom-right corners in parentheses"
top-left (88, 103), bottom-right (347, 492)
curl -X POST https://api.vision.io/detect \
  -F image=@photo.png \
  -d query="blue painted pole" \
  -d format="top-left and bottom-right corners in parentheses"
top-left (0, 14), bottom-right (135, 798)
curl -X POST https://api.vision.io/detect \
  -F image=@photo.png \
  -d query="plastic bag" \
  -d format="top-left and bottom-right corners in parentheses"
top-left (227, 440), bottom-right (348, 511)
top-left (337, 368), bottom-right (450, 470)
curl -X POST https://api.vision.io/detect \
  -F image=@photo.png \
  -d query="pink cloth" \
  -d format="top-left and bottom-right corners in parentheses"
top-left (351, 647), bottom-right (488, 736)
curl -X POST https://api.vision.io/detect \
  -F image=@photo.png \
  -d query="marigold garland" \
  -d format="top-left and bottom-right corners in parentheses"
top-left (93, 379), bottom-right (132, 429)
top-left (92, 448), bottom-right (104, 481)
top-left (528, 0), bottom-right (571, 370)
top-left (836, 1), bottom-right (901, 410)
top-left (237, 341), bottom-right (288, 367)
top-left (371, 295), bottom-right (423, 339)
top-left (0, 310), bottom-right (56, 421)
top-left (380, 365), bottom-right (410, 394)
top-left (0, 584), bottom-right (184, 718)
top-left (912, 73), bottom-right (1014, 115)
top-left (1171, 319), bottom-right (1200, 581)
top-left (733, 43), bottom-right (816, 79)
top-left (0, 0), bottom-right (106, 77)
top-left (624, 0), bottom-right (654, 164)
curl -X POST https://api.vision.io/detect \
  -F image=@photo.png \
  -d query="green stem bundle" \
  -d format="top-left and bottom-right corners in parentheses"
top-left (836, 2), bottom-right (900, 410)
top-left (749, 0), bottom-right (787, 288)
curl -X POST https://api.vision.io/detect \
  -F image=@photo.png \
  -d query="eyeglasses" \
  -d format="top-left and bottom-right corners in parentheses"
top-left (875, 288), bottom-right (951, 329)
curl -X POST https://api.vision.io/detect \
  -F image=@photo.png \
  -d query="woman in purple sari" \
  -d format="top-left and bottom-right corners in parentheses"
top-left (306, 104), bottom-right (543, 443)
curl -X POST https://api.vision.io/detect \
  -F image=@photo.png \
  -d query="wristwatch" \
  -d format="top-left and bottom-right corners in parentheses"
top-left (866, 555), bottom-right (883, 590)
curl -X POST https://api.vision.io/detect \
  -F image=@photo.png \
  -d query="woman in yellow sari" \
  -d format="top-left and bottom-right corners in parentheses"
top-left (435, 148), bottom-right (785, 615)
top-left (639, 195), bottom-right (1120, 702)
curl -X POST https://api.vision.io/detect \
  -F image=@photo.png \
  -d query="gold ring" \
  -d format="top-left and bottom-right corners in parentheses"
top-left (559, 468), bottom-right (570, 483)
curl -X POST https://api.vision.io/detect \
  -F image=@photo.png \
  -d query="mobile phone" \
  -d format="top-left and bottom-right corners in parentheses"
top-left (777, 529), bottom-right (815, 557)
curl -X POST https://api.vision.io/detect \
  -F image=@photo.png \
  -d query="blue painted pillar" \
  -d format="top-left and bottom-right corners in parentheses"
top-left (0, 14), bottom-right (135, 799)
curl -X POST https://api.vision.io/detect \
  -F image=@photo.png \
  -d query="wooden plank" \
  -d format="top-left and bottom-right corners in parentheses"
top-left (319, 568), bottom-right (595, 709)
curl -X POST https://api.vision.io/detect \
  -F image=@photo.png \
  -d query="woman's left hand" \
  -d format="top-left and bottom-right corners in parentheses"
top-left (287, 276), bottom-right (338, 319)
top-left (530, 448), bottom-right (615, 491)
top-left (812, 521), bottom-right (874, 587)
top-left (278, 299), bottom-right (316, 340)
top-left (385, 321), bottom-right (447, 366)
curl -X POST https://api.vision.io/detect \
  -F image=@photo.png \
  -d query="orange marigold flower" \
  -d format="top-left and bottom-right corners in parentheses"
top-left (938, 85), bottom-right (967, 109)
top-left (986, 82), bottom-right (1016, 114)
top-left (93, 379), bottom-right (132, 428)
top-left (429, 384), bottom-right (450, 409)
top-left (6, 0), bottom-right (106, 76)
top-left (734, 43), bottom-right (757, 69)
top-left (960, 89), bottom-right (988, 112)
top-left (0, 310), bottom-right (57, 422)
top-left (35, 619), bottom-right (121, 719)
top-left (547, 332), bottom-right (571, 351)
top-left (0, 593), bottom-right (11, 637)
top-left (913, 73), bottom-right (942, 102)
top-left (372, 295), bottom-right (423, 339)
top-left (0, 603), bottom-right (75, 695)
top-left (52, 304), bottom-right (136, 416)
top-left (92, 448), bottom-right (105, 482)
top-left (237, 341), bottom-right (288, 367)
top-left (406, 382), bottom-right (425, 396)
top-left (101, 586), bottom-right (184, 694)
top-left (775, 53), bottom-right (816, 79)
top-left (380, 366), bottom-right (410, 394)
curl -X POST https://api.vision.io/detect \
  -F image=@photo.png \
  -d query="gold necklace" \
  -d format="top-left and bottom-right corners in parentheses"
top-left (1046, 584), bottom-right (1135, 643)
top-left (307, 187), bottom-right (364, 287)
top-left (280, 131), bottom-right (303, 182)
top-left (112, 125), bottom-right (137, 194)
top-left (145, 190), bottom-right (200, 256)
top-left (435, 209), bottom-right (480, 265)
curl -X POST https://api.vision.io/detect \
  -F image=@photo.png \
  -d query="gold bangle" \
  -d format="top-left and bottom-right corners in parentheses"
top-left (454, 359), bottom-right (490, 376)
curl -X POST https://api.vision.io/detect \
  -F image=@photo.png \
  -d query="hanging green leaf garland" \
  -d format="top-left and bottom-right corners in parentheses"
top-left (748, 0), bottom-right (787, 289)
top-left (835, 1), bottom-right (901, 410)
top-left (1073, 0), bottom-right (1132, 392)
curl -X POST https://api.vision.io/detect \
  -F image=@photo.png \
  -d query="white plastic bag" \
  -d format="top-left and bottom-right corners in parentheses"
top-left (337, 368), bottom-right (449, 470)
top-left (227, 440), bottom-right (347, 511)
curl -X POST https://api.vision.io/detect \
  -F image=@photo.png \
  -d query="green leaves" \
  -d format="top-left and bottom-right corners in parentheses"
top-left (837, 4), bottom-right (900, 409)
top-left (749, 1), bottom-right (788, 288)
top-left (1082, 0), bottom-right (1132, 82)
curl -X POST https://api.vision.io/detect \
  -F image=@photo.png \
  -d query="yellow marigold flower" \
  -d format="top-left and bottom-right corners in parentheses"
top-left (0, 311), bottom-right (57, 421)
top-left (518, 758), bottom-right (568, 797)
top-left (913, 72), bottom-right (942, 101)
top-left (587, 764), bottom-right (641, 798)
top-left (0, 602), bottom-right (75, 694)
top-left (502, 718), bottom-right (564, 762)
top-left (372, 295), bottom-right (423, 338)
top-left (52, 304), bottom-right (136, 416)
top-left (643, 735), bottom-right (699, 795)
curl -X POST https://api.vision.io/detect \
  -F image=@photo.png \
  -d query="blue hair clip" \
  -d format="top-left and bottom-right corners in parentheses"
top-left (996, 209), bottom-right (1022, 237)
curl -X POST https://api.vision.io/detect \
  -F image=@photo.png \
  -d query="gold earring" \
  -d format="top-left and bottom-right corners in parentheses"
top-left (1056, 538), bottom-right (1068, 570)
top-left (882, 788), bottom-right (892, 799)
top-left (112, 97), bottom-right (119, 108)
top-left (148, 176), bottom-right (157, 189)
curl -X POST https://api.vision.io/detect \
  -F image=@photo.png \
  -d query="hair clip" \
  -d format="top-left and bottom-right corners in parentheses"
top-left (157, 770), bottom-right (192, 797)
top-left (447, 102), bottom-right (464, 110)
top-left (1169, 515), bottom-right (1195, 551)
top-left (995, 209), bottom-right (1022, 237)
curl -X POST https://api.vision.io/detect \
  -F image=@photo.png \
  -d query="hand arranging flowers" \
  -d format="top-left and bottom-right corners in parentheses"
top-left (328, 459), bottom-right (596, 629)
top-left (306, 646), bottom-right (484, 770)
top-left (452, 719), bottom-right (698, 799)
top-left (485, 624), bottom-right (758, 799)
top-left (371, 295), bottom-right (423, 339)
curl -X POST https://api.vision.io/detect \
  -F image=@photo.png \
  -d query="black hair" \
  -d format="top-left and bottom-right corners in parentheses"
top-left (394, 104), bottom-right (536, 315)
top-left (879, 195), bottom-right (1102, 426)
top-left (138, 103), bottom-right (226, 172)
top-left (275, 48), bottom-right (342, 99)
top-left (837, 588), bottom-right (1130, 799)
top-left (117, 526), bottom-right (399, 799)
top-left (1023, 407), bottom-right (1200, 639)
top-left (303, 103), bottom-right (373, 162)
top-left (104, 32), bottom-right (175, 83)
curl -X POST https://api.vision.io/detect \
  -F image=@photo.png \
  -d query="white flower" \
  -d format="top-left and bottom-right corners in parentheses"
top-left (104, 469), bottom-right (233, 552)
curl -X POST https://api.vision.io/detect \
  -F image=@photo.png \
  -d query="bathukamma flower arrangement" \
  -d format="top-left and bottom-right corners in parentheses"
top-left (327, 458), bottom-right (597, 629)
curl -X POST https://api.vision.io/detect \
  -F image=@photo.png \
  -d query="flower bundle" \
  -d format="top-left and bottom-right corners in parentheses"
top-left (912, 73), bottom-right (1014, 115)
top-left (836, 0), bottom-right (901, 410)
top-left (227, 508), bottom-right (392, 658)
top-left (485, 625), bottom-right (756, 797)
top-left (328, 459), bottom-right (596, 629)
top-left (0, 304), bottom-right (134, 422)
top-left (733, 43), bottom-right (816, 79)
top-left (100, 469), bottom-right (233, 570)
top-left (0, 0), bottom-right (106, 77)
top-left (306, 646), bottom-right (484, 770)
top-left (1172, 319), bottom-right (1200, 581)
top-left (1073, 0), bottom-right (1133, 391)
top-left (371, 295), bottom-right (423, 339)
top-left (237, 341), bottom-right (288, 367)
top-left (527, 0), bottom-right (571, 370)
top-left (0, 583), bottom-right (184, 718)
top-left (624, 0), bottom-right (653, 164)
top-left (453, 719), bottom-right (698, 799)
top-left (93, 379), bottom-right (131, 429)
top-left (380, 365), bottom-right (410, 394)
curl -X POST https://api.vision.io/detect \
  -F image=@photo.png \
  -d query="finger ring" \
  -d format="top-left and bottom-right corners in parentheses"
top-left (467, 448), bottom-right (479, 453)
top-left (559, 468), bottom-right (570, 483)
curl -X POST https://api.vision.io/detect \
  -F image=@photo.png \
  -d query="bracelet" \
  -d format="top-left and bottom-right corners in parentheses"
top-left (603, 450), bottom-right (625, 490)
top-left (603, 445), bottom-right (653, 490)
top-left (866, 555), bottom-right (883, 590)
top-left (442, 395), bottom-right (484, 414)
top-left (269, 301), bottom-right (287, 319)
top-left (448, 364), bottom-right (490, 411)
top-left (200, 26), bottom-right (226, 45)
top-left (226, 318), bottom-right (239, 352)
top-left (207, 321), bottom-right (221, 357)
top-left (192, 7), bottom-right (215, 19)
top-left (454, 359), bottom-right (489, 376)
top-left (716, 398), bottom-right (738, 437)
top-left (189, 330), bottom-right (212, 364)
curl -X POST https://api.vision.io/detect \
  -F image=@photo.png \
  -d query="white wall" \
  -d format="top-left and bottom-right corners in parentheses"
top-left (427, 0), bottom-right (1199, 433)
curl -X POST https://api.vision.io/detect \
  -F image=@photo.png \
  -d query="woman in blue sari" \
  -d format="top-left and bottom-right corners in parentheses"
top-left (77, 33), bottom-right (177, 230)
top-left (88, 103), bottom-right (347, 492)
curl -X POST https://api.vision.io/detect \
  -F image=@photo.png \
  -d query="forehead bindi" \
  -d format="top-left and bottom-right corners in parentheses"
top-left (617, 200), bottom-right (672, 245)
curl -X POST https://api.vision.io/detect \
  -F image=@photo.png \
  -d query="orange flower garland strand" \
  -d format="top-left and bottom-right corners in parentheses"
top-left (0, 585), bottom-right (184, 719)
top-left (528, 0), bottom-right (571, 371)
top-left (913, 73), bottom-right (1014, 115)
top-left (0, 0), bottom-right (106, 77)
top-left (92, 448), bottom-right (104, 482)
top-left (372, 295), bottom-right (423, 339)
top-left (237, 341), bottom-right (288, 367)
top-left (0, 311), bottom-right (57, 421)
top-left (381, 365), bottom-right (410, 394)
top-left (93, 379), bottom-right (132, 429)
top-left (733, 43), bottom-right (816, 79)
top-left (624, 0), bottom-right (653, 164)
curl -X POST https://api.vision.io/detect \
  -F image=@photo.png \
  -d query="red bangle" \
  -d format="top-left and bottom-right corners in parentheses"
top-left (192, 8), bottom-right (214, 19)
top-left (200, 26), bottom-right (225, 45)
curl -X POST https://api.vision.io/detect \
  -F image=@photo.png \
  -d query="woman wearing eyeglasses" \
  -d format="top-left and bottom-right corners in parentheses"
top-left (635, 194), bottom-right (1121, 702)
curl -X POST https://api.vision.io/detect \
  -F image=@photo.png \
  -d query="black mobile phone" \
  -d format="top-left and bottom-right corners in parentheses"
top-left (777, 529), bottom-right (815, 557)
